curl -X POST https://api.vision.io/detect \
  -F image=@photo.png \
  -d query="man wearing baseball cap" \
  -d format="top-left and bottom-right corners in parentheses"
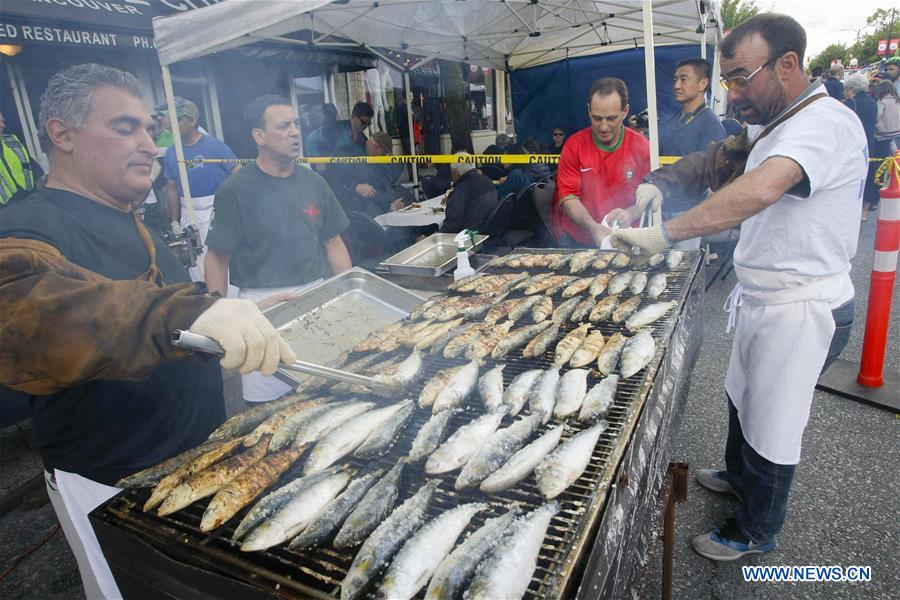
top-left (160, 97), bottom-right (239, 279)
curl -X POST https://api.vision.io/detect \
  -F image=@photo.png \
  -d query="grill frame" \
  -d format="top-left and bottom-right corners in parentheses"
top-left (91, 249), bottom-right (705, 600)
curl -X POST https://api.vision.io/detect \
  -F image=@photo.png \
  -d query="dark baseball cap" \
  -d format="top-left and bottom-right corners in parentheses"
top-left (155, 96), bottom-right (198, 119)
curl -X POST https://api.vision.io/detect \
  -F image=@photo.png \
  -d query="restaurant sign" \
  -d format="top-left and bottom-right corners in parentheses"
top-left (0, 0), bottom-right (222, 51)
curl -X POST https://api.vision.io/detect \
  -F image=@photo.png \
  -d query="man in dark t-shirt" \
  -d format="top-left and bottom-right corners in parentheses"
top-left (206, 95), bottom-right (351, 403)
top-left (0, 64), bottom-right (295, 599)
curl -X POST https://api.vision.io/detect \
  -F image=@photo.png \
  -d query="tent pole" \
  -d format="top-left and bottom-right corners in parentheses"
top-left (642, 0), bottom-right (661, 215)
top-left (403, 70), bottom-right (419, 194)
top-left (642, 0), bottom-right (661, 225)
top-left (700, 24), bottom-right (707, 60)
top-left (711, 33), bottom-right (723, 116)
top-left (161, 64), bottom-right (202, 276)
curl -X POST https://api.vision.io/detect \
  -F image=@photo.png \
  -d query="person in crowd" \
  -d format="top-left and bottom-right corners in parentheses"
top-left (523, 137), bottom-right (551, 180)
top-left (161, 97), bottom-right (239, 277)
top-left (304, 103), bottom-right (340, 158)
top-left (873, 79), bottom-right (900, 157)
top-left (333, 101), bottom-right (373, 157)
top-left (422, 163), bottom-right (453, 198)
top-left (823, 66), bottom-right (844, 100)
top-left (844, 74), bottom-right (879, 217)
top-left (884, 56), bottom-right (900, 95)
top-left (205, 95), bottom-right (351, 404)
top-left (550, 77), bottom-right (651, 246)
top-left (0, 64), bottom-right (294, 599)
top-left (495, 143), bottom-right (534, 198)
top-left (868, 75), bottom-right (881, 97)
top-left (0, 111), bottom-right (44, 206)
top-left (151, 107), bottom-right (175, 150)
top-left (330, 131), bottom-right (412, 217)
top-left (480, 133), bottom-right (512, 180)
top-left (611, 13), bottom-right (863, 561)
top-left (809, 65), bottom-right (824, 83)
top-left (609, 58), bottom-right (725, 248)
top-left (440, 153), bottom-right (498, 233)
top-left (547, 126), bottom-right (566, 173)
top-left (549, 127), bottom-right (566, 153)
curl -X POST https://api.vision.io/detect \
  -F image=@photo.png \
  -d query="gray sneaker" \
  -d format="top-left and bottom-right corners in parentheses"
top-left (696, 469), bottom-right (741, 501)
top-left (692, 517), bottom-right (777, 561)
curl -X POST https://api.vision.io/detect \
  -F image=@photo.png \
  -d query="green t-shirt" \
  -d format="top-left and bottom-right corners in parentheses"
top-left (206, 163), bottom-right (349, 288)
top-left (154, 129), bottom-right (174, 149)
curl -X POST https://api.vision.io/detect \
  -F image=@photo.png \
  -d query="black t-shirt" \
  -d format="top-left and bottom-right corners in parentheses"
top-left (0, 189), bottom-right (224, 485)
top-left (206, 163), bottom-right (349, 289)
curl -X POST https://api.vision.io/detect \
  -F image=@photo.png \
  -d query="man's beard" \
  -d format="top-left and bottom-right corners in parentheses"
top-left (733, 85), bottom-right (788, 125)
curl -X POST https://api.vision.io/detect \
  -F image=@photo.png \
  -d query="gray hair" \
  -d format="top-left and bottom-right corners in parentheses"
top-left (451, 152), bottom-right (476, 176)
top-left (844, 73), bottom-right (868, 94)
top-left (38, 63), bottom-right (144, 150)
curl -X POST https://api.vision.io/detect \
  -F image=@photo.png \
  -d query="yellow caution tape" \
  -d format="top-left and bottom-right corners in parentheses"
top-left (182, 154), bottom-right (557, 166)
top-left (181, 153), bottom-right (887, 168)
top-left (873, 154), bottom-right (900, 186)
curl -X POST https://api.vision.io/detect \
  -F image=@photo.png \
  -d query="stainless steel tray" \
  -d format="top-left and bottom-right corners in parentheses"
top-left (263, 268), bottom-right (424, 387)
top-left (378, 232), bottom-right (488, 277)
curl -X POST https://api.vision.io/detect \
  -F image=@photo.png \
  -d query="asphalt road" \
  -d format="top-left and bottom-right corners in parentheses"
top-left (1, 216), bottom-right (897, 600)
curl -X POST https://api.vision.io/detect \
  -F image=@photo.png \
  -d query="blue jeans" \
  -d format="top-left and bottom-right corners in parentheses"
top-left (724, 299), bottom-right (854, 542)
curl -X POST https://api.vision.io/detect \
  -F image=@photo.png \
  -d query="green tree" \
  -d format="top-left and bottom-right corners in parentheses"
top-left (850, 7), bottom-right (898, 65)
top-left (808, 43), bottom-right (849, 72)
top-left (810, 8), bottom-right (898, 69)
top-left (438, 60), bottom-right (474, 154)
top-left (720, 0), bottom-right (760, 30)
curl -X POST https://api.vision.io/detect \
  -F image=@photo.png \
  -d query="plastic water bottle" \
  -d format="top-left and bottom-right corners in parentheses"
top-left (453, 230), bottom-right (476, 281)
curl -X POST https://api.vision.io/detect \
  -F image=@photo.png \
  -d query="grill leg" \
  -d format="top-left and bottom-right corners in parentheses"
top-left (662, 462), bottom-right (689, 600)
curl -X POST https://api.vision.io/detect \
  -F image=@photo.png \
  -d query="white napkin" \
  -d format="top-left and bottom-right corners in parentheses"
top-left (600, 217), bottom-right (620, 250)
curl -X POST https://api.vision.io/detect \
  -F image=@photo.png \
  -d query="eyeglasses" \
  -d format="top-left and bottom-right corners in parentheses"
top-left (720, 56), bottom-right (778, 91)
top-left (357, 117), bottom-right (373, 127)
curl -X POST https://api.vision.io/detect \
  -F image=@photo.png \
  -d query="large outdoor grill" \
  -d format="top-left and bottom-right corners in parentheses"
top-left (91, 248), bottom-right (706, 600)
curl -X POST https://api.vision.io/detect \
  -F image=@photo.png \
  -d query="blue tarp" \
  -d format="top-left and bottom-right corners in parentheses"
top-left (510, 44), bottom-right (715, 148)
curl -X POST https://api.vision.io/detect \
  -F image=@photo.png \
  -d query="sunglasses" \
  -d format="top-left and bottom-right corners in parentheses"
top-left (720, 56), bottom-right (778, 92)
top-left (553, 132), bottom-right (565, 136)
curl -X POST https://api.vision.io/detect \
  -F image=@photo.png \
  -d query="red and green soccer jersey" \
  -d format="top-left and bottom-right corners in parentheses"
top-left (550, 126), bottom-right (651, 245)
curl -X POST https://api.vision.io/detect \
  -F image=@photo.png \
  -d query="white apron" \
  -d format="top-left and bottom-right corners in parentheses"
top-left (237, 281), bottom-right (323, 403)
top-left (45, 469), bottom-right (122, 599)
top-left (724, 267), bottom-right (846, 465)
top-left (180, 193), bottom-right (215, 282)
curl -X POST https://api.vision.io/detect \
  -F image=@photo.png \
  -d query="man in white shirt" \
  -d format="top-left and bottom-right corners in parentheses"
top-left (612, 14), bottom-right (866, 561)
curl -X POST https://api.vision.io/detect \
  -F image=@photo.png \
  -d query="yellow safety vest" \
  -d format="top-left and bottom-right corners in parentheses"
top-left (0, 135), bottom-right (35, 205)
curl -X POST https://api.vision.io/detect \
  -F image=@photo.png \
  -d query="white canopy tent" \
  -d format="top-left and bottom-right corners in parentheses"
top-left (152, 0), bottom-right (723, 244)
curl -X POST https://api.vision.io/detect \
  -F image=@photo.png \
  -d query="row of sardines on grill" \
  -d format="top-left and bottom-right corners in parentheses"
top-left (117, 249), bottom-right (687, 600)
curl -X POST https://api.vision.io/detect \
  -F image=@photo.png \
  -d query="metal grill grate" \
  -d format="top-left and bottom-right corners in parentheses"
top-left (101, 249), bottom-right (701, 599)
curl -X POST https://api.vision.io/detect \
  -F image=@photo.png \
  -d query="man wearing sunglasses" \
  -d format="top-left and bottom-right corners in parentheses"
top-left (334, 101), bottom-right (374, 158)
top-left (612, 13), bottom-right (866, 561)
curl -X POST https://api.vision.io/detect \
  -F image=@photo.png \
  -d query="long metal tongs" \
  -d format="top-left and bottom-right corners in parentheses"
top-left (170, 330), bottom-right (396, 395)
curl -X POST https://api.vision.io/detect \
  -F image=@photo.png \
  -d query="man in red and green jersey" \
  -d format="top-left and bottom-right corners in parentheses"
top-left (551, 78), bottom-right (651, 246)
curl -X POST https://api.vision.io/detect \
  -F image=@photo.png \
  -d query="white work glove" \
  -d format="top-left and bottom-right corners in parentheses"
top-left (170, 220), bottom-right (183, 235)
top-left (188, 299), bottom-right (297, 375)
top-left (634, 183), bottom-right (663, 214)
top-left (610, 224), bottom-right (671, 257)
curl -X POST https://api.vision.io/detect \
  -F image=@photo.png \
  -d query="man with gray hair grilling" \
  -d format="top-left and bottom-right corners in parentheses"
top-left (440, 152), bottom-right (499, 234)
top-left (0, 63), bottom-right (295, 598)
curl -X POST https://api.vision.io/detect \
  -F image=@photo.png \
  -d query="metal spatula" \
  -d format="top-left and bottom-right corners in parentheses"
top-left (171, 330), bottom-right (396, 395)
